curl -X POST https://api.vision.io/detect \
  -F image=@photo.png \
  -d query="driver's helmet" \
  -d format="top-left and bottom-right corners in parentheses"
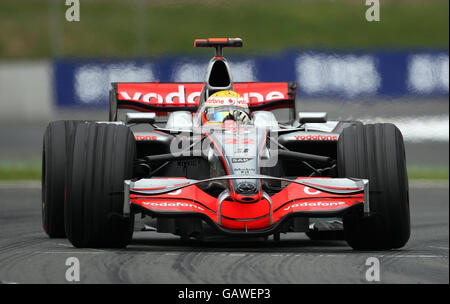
top-left (200, 90), bottom-right (251, 125)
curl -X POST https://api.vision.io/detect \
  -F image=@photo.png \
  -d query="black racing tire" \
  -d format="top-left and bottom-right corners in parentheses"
top-left (42, 120), bottom-right (85, 238)
top-left (338, 123), bottom-right (410, 250)
top-left (65, 122), bottom-right (136, 248)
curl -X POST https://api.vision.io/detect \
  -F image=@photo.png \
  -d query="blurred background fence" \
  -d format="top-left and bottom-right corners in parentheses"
top-left (53, 50), bottom-right (448, 109)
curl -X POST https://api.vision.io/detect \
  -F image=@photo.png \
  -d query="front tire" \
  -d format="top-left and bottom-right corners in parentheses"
top-left (65, 122), bottom-right (135, 248)
top-left (338, 123), bottom-right (410, 250)
top-left (42, 120), bottom-right (84, 238)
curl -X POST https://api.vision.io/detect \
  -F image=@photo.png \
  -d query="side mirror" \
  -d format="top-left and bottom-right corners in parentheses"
top-left (298, 112), bottom-right (327, 124)
top-left (125, 113), bottom-right (156, 124)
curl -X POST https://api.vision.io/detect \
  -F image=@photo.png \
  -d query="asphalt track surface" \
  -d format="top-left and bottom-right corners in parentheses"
top-left (0, 182), bottom-right (448, 284)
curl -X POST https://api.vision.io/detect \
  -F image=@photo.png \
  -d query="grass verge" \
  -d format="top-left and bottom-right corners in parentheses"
top-left (0, 0), bottom-right (448, 58)
top-left (0, 163), bottom-right (41, 181)
top-left (0, 163), bottom-right (447, 182)
top-left (407, 166), bottom-right (449, 181)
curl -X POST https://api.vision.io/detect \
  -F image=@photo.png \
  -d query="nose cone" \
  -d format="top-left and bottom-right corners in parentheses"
top-left (233, 181), bottom-right (261, 203)
top-left (236, 182), bottom-right (258, 194)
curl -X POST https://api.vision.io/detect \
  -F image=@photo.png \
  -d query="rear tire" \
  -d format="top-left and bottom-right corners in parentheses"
top-left (65, 122), bottom-right (136, 248)
top-left (337, 123), bottom-right (410, 250)
top-left (42, 120), bottom-right (84, 238)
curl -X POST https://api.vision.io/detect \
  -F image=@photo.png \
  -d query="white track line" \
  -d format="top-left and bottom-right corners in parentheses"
top-left (428, 246), bottom-right (449, 250)
top-left (24, 250), bottom-right (448, 259)
top-left (33, 251), bottom-right (104, 254)
top-left (380, 255), bottom-right (448, 258)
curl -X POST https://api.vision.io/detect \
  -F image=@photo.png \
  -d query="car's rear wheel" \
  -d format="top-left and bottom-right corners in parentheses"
top-left (337, 123), bottom-right (410, 250)
top-left (65, 122), bottom-right (135, 248)
top-left (42, 120), bottom-right (84, 238)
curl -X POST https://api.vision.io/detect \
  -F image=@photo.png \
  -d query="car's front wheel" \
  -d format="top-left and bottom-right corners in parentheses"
top-left (338, 123), bottom-right (410, 250)
top-left (42, 120), bottom-right (84, 238)
top-left (65, 122), bottom-right (136, 248)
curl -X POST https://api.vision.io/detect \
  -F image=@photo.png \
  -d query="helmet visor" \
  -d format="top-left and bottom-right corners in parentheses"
top-left (206, 111), bottom-right (232, 123)
top-left (204, 106), bottom-right (250, 123)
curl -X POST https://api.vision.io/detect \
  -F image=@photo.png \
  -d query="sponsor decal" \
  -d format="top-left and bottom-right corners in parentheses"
top-left (134, 135), bottom-right (157, 141)
top-left (304, 187), bottom-right (321, 195)
top-left (233, 168), bottom-right (256, 175)
top-left (119, 84), bottom-right (200, 104)
top-left (231, 157), bottom-right (253, 163)
top-left (294, 135), bottom-right (338, 141)
top-left (168, 189), bottom-right (182, 196)
top-left (117, 83), bottom-right (288, 106)
top-left (204, 97), bottom-right (247, 107)
top-left (142, 201), bottom-right (204, 211)
top-left (283, 201), bottom-right (346, 211)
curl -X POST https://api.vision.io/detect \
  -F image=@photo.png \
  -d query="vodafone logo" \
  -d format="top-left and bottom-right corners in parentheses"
top-left (134, 135), bottom-right (157, 141)
top-left (117, 83), bottom-right (287, 106)
top-left (283, 201), bottom-right (346, 211)
top-left (205, 97), bottom-right (233, 105)
top-left (120, 85), bottom-right (200, 104)
top-left (304, 187), bottom-right (321, 195)
top-left (168, 189), bottom-right (182, 196)
top-left (241, 91), bottom-right (285, 103)
top-left (294, 135), bottom-right (338, 141)
top-left (142, 201), bottom-right (204, 211)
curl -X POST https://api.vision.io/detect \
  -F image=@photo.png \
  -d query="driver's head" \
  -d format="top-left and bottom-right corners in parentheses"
top-left (201, 90), bottom-right (251, 125)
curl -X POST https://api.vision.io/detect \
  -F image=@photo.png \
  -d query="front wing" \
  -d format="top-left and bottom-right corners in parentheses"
top-left (124, 175), bottom-right (369, 233)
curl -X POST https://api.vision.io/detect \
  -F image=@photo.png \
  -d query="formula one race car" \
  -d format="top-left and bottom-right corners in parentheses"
top-left (42, 38), bottom-right (410, 250)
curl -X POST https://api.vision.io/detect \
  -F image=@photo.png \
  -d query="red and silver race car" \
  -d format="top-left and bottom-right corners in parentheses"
top-left (42, 38), bottom-right (410, 250)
